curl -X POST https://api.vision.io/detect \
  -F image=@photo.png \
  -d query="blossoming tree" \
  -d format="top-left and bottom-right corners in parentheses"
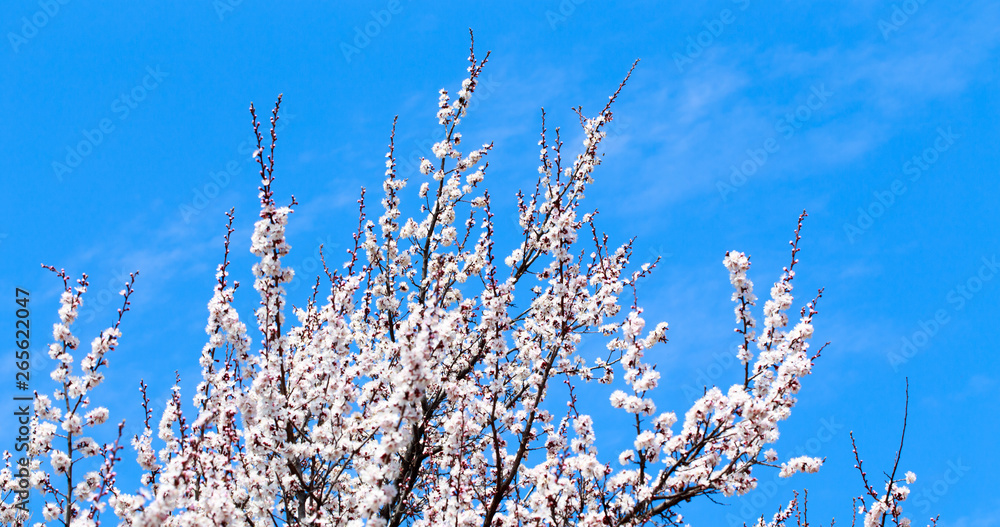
top-left (1, 35), bottom-right (936, 527)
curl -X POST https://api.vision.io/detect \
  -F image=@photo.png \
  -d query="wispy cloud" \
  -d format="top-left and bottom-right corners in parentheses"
top-left (593, 0), bottom-right (1000, 209)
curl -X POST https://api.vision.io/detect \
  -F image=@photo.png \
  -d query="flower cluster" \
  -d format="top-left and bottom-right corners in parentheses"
top-left (2, 267), bottom-right (136, 526)
top-left (2, 35), bottom-right (939, 527)
top-left (848, 423), bottom-right (933, 527)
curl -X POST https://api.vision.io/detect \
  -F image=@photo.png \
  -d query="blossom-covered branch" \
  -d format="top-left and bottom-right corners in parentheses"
top-left (2, 33), bottom-right (940, 527)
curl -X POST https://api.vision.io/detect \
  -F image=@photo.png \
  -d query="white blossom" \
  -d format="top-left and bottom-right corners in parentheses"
top-left (9, 46), bottom-right (934, 527)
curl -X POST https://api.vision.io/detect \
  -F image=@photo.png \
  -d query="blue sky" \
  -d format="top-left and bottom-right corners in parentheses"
top-left (2, 1), bottom-right (998, 525)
